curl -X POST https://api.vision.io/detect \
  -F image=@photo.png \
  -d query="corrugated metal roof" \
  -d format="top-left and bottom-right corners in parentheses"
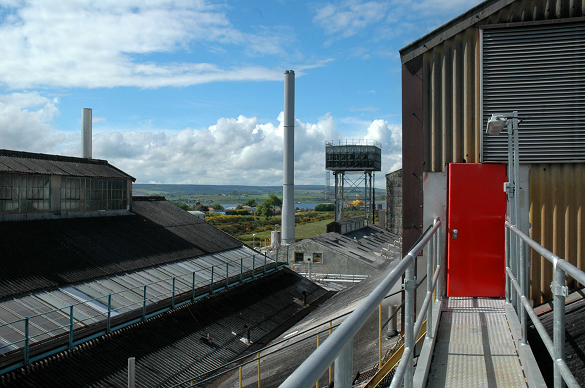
top-left (0, 149), bottom-right (135, 181)
top-left (311, 225), bottom-right (401, 268)
top-left (400, 0), bottom-right (515, 64)
top-left (0, 269), bottom-right (330, 388)
top-left (0, 200), bottom-right (242, 299)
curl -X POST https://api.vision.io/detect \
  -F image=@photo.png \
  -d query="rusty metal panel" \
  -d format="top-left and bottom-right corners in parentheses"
top-left (385, 169), bottom-right (402, 235)
top-left (529, 163), bottom-right (585, 303)
top-left (402, 57), bottom-right (424, 258)
top-left (423, 28), bottom-right (482, 173)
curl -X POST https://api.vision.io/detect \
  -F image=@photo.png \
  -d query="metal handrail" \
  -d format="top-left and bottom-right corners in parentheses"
top-left (281, 218), bottom-right (441, 388)
top-left (0, 252), bottom-right (284, 375)
top-left (167, 276), bottom-right (427, 388)
top-left (506, 221), bottom-right (582, 388)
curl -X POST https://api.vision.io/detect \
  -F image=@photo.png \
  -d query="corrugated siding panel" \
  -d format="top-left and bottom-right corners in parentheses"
top-left (530, 163), bottom-right (585, 302)
top-left (423, 28), bottom-right (482, 172)
top-left (482, 21), bottom-right (585, 162)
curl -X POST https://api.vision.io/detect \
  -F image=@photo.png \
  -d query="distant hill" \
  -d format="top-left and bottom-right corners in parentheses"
top-left (132, 184), bottom-right (326, 196)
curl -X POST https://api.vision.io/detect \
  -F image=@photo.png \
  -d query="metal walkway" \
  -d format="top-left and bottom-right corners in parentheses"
top-left (426, 297), bottom-right (527, 388)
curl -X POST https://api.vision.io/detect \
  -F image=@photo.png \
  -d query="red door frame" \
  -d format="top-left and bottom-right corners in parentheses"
top-left (446, 163), bottom-right (507, 297)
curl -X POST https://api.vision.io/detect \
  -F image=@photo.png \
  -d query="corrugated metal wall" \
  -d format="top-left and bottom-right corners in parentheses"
top-left (419, 0), bottom-right (585, 302)
top-left (530, 164), bottom-right (585, 302)
top-left (385, 169), bottom-right (403, 235)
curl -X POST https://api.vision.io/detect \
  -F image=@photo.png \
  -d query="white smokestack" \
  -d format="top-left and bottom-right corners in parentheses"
top-left (82, 108), bottom-right (92, 159)
top-left (282, 70), bottom-right (295, 244)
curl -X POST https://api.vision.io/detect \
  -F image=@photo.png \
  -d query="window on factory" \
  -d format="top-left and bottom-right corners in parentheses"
top-left (294, 252), bottom-right (304, 262)
top-left (61, 177), bottom-right (127, 212)
top-left (312, 253), bottom-right (323, 263)
top-left (0, 173), bottom-right (50, 214)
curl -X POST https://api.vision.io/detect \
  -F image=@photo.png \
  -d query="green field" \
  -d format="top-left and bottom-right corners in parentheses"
top-left (238, 218), bottom-right (334, 246)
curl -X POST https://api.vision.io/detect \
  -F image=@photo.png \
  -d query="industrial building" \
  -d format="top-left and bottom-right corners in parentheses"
top-left (286, 219), bottom-right (402, 282)
top-left (0, 149), bottom-right (331, 386)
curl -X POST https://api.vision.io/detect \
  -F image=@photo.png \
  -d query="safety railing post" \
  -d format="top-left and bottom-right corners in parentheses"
top-left (142, 286), bottom-right (147, 321)
top-left (210, 266), bottom-right (215, 294)
top-left (334, 338), bottom-right (353, 388)
top-left (426, 224), bottom-right (434, 339)
top-left (107, 294), bottom-right (112, 334)
top-left (172, 277), bottom-right (176, 309)
top-left (24, 316), bottom-right (30, 365)
top-left (378, 304), bottom-right (382, 369)
top-left (287, 245), bottom-right (290, 265)
top-left (329, 321), bottom-right (333, 384)
top-left (317, 333), bottom-right (321, 388)
top-left (226, 263), bottom-right (230, 289)
top-left (553, 266), bottom-right (566, 388)
top-left (505, 224), bottom-right (511, 304)
top-left (192, 272), bottom-right (196, 302)
top-left (69, 305), bottom-right (74, 349)
top-left (404, 260), bottom-right (415, 388)
top-left (240, 258), bottom-right (243, 283)
top-left (128, 357), bottom-right (135, 388)
top-left (263, 252), bottom-right (267, 274)
top-left (252, 256), bottom-right (256, 279)
top-left (519, 238), bottom-right (527, 344)
top-left (257, 352), bottom-right (262, 388)
top-left (435, 223), bottom-right (441, 301)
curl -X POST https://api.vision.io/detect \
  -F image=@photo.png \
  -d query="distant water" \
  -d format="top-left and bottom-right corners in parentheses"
top-left (219, 203), bottom-right (385, 210)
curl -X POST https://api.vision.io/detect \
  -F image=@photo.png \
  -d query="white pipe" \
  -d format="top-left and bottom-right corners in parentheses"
top-left (282, 70), bottom-right (295, 244)
top-left (82, 108), bottom-right (92, 158)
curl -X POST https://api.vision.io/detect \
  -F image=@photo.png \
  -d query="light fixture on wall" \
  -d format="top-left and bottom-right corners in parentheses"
top-left (486, 114), bottom-right (508, 136)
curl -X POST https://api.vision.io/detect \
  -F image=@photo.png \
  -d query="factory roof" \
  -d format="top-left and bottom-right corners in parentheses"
top-left (0, 198), bottom-right (242, 299)
top-left (311, 225), bottom-right (401, 268)
top-left (0, 268), bottom-right (331, 387)
top-left (0, 149), bottom-right (135, 181)
top-left (215, 258), bottom-right (403, 387)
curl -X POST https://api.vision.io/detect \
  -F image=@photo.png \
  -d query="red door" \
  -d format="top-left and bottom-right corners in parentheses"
top-left (447, 163), bottom-right (507, 297)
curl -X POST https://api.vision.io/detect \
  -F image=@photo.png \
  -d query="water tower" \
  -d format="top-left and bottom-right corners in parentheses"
top-left (325, 140), bottom-right (382, 222)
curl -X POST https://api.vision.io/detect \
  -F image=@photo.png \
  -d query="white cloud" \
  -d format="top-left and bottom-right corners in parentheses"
top-left (0, 92), bottom-right (65, 151)
top-left (0, 0), bottom-right (308, 89)
top-left (0, 91), bottom-right (401, 184)
top-left (313, 1), bottom-right (390, 39)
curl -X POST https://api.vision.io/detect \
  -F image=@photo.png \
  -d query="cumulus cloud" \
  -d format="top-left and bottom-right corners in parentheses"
top-left (0, 92), bottom-right (65, 151)
top-left (313, 1), bottom-right (390, 39)
top-left (0, 91), bottom-right (401, 184)
top-left (0, 0), bottom-right (312, 89)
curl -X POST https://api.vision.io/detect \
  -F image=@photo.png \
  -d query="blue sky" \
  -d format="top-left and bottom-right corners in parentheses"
top-left (0, 0), bottom-right (482, 185)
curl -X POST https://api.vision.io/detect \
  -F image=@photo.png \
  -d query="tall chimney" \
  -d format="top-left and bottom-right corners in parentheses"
top-left (282, 70), bottom-right (295, 244)
top-left (82, 108), bottom-right (92, 158)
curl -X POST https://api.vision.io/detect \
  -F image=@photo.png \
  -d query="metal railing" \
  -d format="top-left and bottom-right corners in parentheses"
top-left (0, 251), bottom-right (286, 375)
top-left (280, 217), bottom-right (442, 388)
top-left (506, 221), bottom-right (584, 388)
top-left (158, 276), bottom-right (425, 388)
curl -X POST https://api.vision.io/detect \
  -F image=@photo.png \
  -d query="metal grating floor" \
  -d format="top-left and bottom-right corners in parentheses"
top-left (426, 297), bottom-right (527, 387)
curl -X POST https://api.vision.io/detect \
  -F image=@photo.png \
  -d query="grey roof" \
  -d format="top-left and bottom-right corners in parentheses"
top-left (0, 269), bottom-right (332, 388)
top-left (0, 198), bottom-right (242, 299)
top-left (0, 149), bottom-right (135, 181)
top-left (399, 0), bottom-right (514, 64)
top-left (216, 259), bottom-right (403, 387)
top-left (311, 225), bottom-right (401, 268)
